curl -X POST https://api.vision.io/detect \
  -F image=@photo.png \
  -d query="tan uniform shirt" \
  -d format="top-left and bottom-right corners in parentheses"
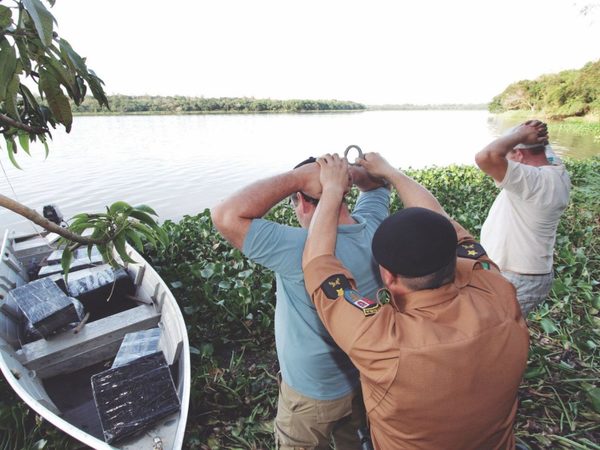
top-left (304, 220), bottom-right (529, 450)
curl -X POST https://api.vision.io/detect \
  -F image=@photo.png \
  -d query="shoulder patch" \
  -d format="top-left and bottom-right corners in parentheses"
top-left (343, 290), bottom-right (381, 317)
top-left (321, 274), bottom-right (352, 300)
top-left (456, 242), bottom-right (486, 259)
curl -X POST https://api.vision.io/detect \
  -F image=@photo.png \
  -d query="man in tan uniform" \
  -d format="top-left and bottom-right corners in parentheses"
top-left (302, 153), bottom-right (529, 450)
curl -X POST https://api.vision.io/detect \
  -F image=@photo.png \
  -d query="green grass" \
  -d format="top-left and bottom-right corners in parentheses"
top-left (1, 158), bottom-right (598, 449)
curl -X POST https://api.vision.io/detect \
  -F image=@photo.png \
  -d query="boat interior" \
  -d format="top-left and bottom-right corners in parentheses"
top-left (0, 231), bottom-right (186, 446)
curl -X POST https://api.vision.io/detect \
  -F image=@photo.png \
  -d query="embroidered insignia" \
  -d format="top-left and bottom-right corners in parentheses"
top-left (480, 261), bottom-right (491, 270)
top-left (321, 274), bottom-right (352, 300)
top-left (456, 242), bottom-right (486, 259)
top-left (343, 289), bottom-right (381, 316)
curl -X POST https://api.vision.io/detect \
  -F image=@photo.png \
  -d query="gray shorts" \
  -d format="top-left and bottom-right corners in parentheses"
top-left (501, 271), bottom-right (553, 316)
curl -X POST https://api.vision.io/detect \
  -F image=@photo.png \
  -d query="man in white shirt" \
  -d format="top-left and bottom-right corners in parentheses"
top-left (475, 120), bottom-right (571, 315)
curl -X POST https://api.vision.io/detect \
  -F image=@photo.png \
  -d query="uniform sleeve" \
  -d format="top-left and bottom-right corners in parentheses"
top-left (351, 187), bottom-right (390, 225)
top-left (498, 160), bottom-right (543, 200)
top-left (304, 255), bottom-right (400, 377)
top-left (242, 219), bottom-right (305, 278)
top-left (451, 218), bottom-right (499, 270)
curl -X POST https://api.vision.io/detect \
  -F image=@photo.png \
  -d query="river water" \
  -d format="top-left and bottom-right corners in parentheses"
top-left (0, 110), bottom-right (597, 233)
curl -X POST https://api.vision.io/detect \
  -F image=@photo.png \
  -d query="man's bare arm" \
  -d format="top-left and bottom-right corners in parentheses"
top-left (475, 120), bottom-right (548, 182)
top-left (211, 163), bottom-right (320, 249)
top-left (302, 154), bottom-right (351, 268)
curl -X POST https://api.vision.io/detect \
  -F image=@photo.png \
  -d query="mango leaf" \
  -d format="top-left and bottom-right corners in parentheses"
top-left (43, 55), bottom-right (80, 103)
top-left (108, 200), bottom-right (132, 215)
top-left (0, 37), bottom-right (17, 101)
top-left (134, 204), bottom-right (158, 216)
top-left (129, 210), bottom-right (158, 227)
top-left (18, 133), bottom-right (31, 156)
top-left (15, 37), bottom-right (32, 74)
top-left (5, 71), bottom-right (20, 120)
top-left (125, 229), bottom-right (144, 253)
top-left (131, 222), bottom-right (157, 246)
top-left (60, 247), bottom-right (73, 281)
top-left (39, 68), bottom-right (73, 132)
top-left (113, 233), bottom-right (136, 264)
top-left (6, 138), bottom-right (21, 169)
top-left (22, 0), bottom-right (56, 47)
top-left (540, 317), bottom-right (559, 334)
top-left (0, 5), bottom-right (12, 31)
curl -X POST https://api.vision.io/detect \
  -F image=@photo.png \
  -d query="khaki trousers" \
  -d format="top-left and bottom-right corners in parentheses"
top-left (274, 374), bottom-right (365, 450)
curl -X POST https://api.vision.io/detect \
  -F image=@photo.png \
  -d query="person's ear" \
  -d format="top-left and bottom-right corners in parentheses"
top-left (380, 266), bottom-right (397, 288)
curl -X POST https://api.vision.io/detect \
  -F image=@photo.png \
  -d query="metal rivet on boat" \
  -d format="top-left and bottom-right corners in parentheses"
top-left (153, 436), bottom-right (164, 450)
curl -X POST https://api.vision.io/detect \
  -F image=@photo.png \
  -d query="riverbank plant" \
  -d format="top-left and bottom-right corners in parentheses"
top-left (0, 158), bottom-right (598, 449)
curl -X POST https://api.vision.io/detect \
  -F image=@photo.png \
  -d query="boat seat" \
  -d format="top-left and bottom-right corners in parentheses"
top-left (16, 304), bottom-right (160, 379)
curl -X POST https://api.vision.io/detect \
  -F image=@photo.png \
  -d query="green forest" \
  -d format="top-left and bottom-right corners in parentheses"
top-left (489, 60), bottom-right (600, 119)
top-left (71, 96), bottom-right (366, 114)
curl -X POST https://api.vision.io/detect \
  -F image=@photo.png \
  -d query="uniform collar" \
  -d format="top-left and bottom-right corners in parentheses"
top-left (392, 282), bottom-right (459, 312)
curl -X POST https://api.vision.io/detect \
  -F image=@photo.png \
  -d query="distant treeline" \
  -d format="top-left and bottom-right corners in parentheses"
top-left (368, 104), bottom-right (488, 111)
top-left (489, 60), bottom-right (600, 118)
top-left (71, 95), bottom-right (366, 114)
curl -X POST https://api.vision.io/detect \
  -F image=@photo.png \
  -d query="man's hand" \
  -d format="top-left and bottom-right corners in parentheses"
top-left (355, 152), bottom-right (397, 181)
top-left (512, 120), bottom-right (549, 146)
top-left (316, 153), bottom-right (351, 195)
top-left (349, 163), bottom-right (388, 191)
top-left (294, 161), bottom-right (322, 199)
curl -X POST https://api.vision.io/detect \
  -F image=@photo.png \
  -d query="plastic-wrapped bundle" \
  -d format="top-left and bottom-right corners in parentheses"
top-left (23, 297), bottom-right (85, 342)
top-left (111, 328), bottom-right (162, 369)
top-left (6, 278), bottom-right (81, 338)
top-left (91, 352), bottom-right (180, 444)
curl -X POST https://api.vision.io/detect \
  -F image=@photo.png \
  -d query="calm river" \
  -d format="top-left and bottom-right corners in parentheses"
top-left (1, 110), bottom-right (597, 233)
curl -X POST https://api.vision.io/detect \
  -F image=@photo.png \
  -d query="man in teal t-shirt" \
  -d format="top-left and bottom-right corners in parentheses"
top-left (211, 157), bottom-right (389, 449)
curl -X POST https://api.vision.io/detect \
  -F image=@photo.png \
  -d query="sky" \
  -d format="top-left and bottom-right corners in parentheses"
top-left (49, 0), bottom-right (600, 105)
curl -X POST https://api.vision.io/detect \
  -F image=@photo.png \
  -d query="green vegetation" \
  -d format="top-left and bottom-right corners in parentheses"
top-left (71, 95), bottom-right (366, 115)
top-left (1, 158), bottom-right (599, 449)
top-left (489, 60), bottom-right (600, 119)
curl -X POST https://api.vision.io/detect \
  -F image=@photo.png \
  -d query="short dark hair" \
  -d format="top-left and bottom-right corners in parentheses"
top-left (397, 257), bottom-right (456, 291)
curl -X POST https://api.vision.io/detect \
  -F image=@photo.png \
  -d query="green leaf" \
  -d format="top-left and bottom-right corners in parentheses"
top-left (42, 137), bottom-right (49, 159)
top-left (22, 0), bottom-right (56, 47)
top-left (17, 133), bottom-right (31, 156)
top-left (540, 318), bottom-right (559, 334)
top-left (114, 233), bottom-right (136, 264)
top-left (584, 385), bottom-right (600, 413)
top-left (6, 138), bottom-right (21, 170)
top-left (4, 71), bottom-right (20, 120)
top-left (125, 229), bottom-right (144, 253)
top-left (130, 222), bottom-right (157, 246)
top-left (39, 68), bottom-right (73, 132)
top-left (129, 210), bottom-right (159, 227)
top-left (0, 5), bottom-right (12, 31)
top-left (43, 55), bottom-right (80, 103)
top-left (134, 204), bottom-right (158, 216)
top-left (0, 37), bottom-right (17, 102)
top-left (109, 201), bottom-right (132, 215)
top-left (60, 247), bottom-right (73, 281)
top-left (15, 36), bottom-right (32, 74)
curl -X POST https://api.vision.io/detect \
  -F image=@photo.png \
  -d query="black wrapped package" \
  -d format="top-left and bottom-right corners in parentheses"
top-left (6, 278), bottom-right (79, 338)
top-left (111, 328), bottom-right (162, 369)
top-left (52, 265), bottom-right (136, 321)
top-left (91, 352), bottom-right (180, 443)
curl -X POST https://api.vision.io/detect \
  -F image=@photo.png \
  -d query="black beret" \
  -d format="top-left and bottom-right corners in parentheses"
top-left (372, 207), bottom-right (458, 277)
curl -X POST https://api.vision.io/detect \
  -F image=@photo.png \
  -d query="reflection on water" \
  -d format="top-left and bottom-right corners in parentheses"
top-left (0, 111), bottom-right (597, 233)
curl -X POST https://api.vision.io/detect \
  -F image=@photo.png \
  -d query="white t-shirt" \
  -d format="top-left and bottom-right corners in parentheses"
top-left (481, 160), bottom-right (571, 274)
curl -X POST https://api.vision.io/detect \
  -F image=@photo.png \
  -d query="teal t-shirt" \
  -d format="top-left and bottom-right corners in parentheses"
top-left (242, 187), bottom-right (390, 400)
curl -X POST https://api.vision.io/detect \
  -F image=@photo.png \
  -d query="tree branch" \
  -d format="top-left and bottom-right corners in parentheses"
top-left (0, 193), bottom-right (109, 245)
top-left (0, 113), bottom-right (48, 135)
